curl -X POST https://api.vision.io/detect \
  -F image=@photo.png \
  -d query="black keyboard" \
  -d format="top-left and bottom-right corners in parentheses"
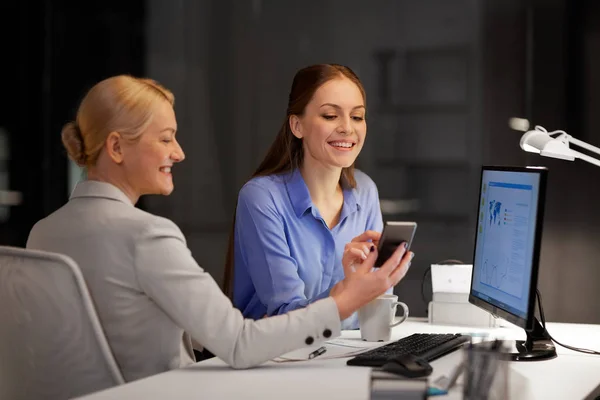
top-left (347, 333), bottom-right (471, 367)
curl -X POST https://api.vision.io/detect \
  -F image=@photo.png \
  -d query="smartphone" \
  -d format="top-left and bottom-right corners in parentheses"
top-left (374, 221), bottom-right (418, 268)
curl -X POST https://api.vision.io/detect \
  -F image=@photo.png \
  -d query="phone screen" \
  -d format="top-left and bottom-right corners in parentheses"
top-left (374, 222), bottom-right (417, 268)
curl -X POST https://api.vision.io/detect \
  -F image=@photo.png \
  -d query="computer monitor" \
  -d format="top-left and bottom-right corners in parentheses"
top-left (469, 165), bottom-right (557, 361)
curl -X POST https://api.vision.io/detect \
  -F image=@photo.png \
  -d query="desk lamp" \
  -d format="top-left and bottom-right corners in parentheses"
top-left (520, 125), bottom-right (600, 167)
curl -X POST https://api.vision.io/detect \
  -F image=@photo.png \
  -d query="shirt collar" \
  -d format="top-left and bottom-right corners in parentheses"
top-left (341, 184), bottom-right (360, 220)
top-left (70, 180), bottom-right (134, 206)
top-left (285, 169), bottom-right (361, 218)
top-left (285, 169), bottom-right (313, 217)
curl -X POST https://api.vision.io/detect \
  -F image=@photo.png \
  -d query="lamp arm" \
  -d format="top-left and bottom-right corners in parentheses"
top-left (568, 136), bottom-right (600, 157)
top-left (527, 126), bottom-right (600, 167)
top-left (570, 149), bottom-right (600, 168)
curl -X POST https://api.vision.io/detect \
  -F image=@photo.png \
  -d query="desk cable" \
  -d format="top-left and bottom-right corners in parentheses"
top-left (537, 289), bottom-right (600, 356)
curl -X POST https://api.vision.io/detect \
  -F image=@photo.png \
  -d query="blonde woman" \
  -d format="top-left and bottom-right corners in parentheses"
top-left (27, 75), bottom-right (414, 383)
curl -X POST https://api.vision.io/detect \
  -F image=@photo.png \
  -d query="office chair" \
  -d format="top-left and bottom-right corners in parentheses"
top-left (0, 246), bottom-right (125, 400)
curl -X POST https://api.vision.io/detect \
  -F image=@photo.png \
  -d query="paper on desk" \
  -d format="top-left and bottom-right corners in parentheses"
top-left (272, 339), bottom-right (384, 362)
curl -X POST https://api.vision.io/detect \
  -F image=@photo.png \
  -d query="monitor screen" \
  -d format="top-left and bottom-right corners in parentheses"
top-left (469, 166), bottom-right (547, 330)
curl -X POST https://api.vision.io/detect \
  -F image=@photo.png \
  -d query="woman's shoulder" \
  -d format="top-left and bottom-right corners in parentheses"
top-left (102, 203), bottom-right (185, 241)
top-left (112, 208), bottom-right (187, 250)
top-left (28, 200), bottom-right (185, 249)
top-left (129, 208), bottom-right (183, 237)
top-left (78, 199), bottom-right (184, 241)
top-left (238, 174), bottom-right (288, 202)
top-left (352, 169), bottom-right (378, 193)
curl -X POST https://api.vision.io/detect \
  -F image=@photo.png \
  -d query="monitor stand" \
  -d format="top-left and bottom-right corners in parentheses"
top-left (509, 317), bottom-right (557, 361)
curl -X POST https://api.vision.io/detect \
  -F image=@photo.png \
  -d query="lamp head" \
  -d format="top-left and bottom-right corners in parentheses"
top-left (520, 126), bottom-right (575, 161)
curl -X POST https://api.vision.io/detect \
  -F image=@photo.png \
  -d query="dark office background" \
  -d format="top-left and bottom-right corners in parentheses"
top-left (2, 0), bottom-right (600, 324)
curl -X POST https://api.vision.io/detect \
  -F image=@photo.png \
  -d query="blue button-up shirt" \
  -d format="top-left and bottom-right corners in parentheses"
top-left (232, 168), bottom-right (383, 329)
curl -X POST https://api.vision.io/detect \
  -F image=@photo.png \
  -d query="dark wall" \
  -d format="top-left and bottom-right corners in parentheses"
top-left (524, 0), bottom-right (600, 323)
top-left (1, 3), bottom-right (48, 246)
top-left (482, 0), bottom-right (600, 323)
top-left (0, 1), bottom-right (146, 246)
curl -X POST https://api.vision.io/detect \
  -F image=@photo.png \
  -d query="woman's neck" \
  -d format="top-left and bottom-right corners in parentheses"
top-left (299, 158), bottom-right (342, 205)
top-left (86, 166), bottom-right (140, 205)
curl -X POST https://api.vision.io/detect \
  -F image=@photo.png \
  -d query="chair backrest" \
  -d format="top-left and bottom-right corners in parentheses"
top-left (0, 246), bottom-right (124, 400)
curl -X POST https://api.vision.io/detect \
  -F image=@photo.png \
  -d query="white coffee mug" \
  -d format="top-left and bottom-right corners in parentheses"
top-left (357, 294), bottom-right (409, 342)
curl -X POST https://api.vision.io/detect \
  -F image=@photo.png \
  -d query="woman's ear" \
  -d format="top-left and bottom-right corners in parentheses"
top-left (289, 115), bottom-right (303, 139)
top-left (106, 131), bottom-right (124, 164)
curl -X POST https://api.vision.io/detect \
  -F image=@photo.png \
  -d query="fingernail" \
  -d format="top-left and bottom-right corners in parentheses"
top-left (407, 262), bottom-right (412, 268)
top-left (403, 242), bottom-right (408, 249)
top-left (362, 253), bottom-right (367, 260)
top-left (410, 253), bottom-right (415, 260)
top-left (370, 245), bottom-right (375, 252)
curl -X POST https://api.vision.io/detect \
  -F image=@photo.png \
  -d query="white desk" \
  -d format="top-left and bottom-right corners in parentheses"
top-left (78, 319), bottom-right (600, 400)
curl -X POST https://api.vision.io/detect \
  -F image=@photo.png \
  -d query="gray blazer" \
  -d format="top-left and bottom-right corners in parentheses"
top-left (27, 181), bottom-right (341, 382)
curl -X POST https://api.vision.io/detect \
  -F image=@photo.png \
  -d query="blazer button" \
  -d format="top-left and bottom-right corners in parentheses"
top-left (323, 329), bottom-right (332, 338)
top-left (305, 336), bottom-right (314, 345)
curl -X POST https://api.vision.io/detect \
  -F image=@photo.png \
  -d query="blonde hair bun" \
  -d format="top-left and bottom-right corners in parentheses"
top-left (61, 121), bottom-right (87, 167)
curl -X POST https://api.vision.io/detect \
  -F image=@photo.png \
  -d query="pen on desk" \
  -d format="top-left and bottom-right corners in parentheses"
top-left (431, 359), bottom-right (465, 393)
top-left (444, 360), bottom-right (465, 390)
top-left (308, 346), bottom-right (327, 359)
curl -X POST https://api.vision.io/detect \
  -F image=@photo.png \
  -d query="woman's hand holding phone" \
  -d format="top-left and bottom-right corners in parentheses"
top-left (331, 236), bottom-right (414, 320)
top-left (331, 229), bottom-right (413, 300)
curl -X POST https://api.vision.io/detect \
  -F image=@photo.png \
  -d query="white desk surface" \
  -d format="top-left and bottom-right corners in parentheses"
top-left (78, 319), bottom-right (600, 400)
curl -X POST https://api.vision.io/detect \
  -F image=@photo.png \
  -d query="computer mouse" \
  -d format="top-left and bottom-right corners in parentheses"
top-left (381, 354), bottom-right (433, 378)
